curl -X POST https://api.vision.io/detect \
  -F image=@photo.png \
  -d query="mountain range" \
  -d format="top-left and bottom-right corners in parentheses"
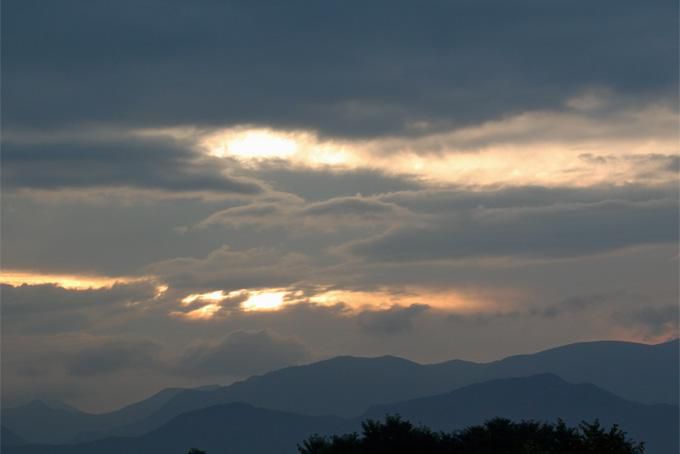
top-left (2, 339), bottom-right (678, 452)
top-left (3, 374), bottom-right (677, 454)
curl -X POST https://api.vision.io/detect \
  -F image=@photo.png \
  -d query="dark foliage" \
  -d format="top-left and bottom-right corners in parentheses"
top-left (298, 415), bottom-right (645, 454)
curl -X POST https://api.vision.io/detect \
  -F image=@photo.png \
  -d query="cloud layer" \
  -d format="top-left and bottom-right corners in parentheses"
top-left (1, 0), bottom-right (677, 412)
top-left (3, 0), bottom-right (676, 136)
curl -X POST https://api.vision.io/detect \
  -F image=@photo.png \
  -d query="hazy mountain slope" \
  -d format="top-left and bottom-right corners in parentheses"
top-left (4, 403), bottom-right (346, 454)
top-left (1, 426), bottom-right (26, 447)
top-left (6, 375), bottom-right (677, 454)
top-left (2, 388), bottom-right (184, 444)
top-left (113, 339), bottom-right (677, 437)
top-left (483, 339), bottom-right (679, 405)
top-left (365, 374), bottom-right (679, 454)
top-left (5, 339), bottom-right (677, 444)
top-left (111, 355), bottom-right (432, 436)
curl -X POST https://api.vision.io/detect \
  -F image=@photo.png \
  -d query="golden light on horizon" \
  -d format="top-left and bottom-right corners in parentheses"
top-left (307, 288), bottom-right (490, 313)
top-left (172, 285), bottom-right (510, 322)
top-left (0, 270), bottom-right (143, 290)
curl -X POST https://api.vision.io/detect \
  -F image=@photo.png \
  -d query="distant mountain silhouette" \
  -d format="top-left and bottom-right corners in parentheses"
top-left (2, 388), bottom-right (184, 444)
top-left (3, 403), bottom-right (345, 454)
top-left (1, 426), bottom-right (26, 446)
top-left (4, 375), bottom-right (676, 454)
top-left (4, 339), bottom-right (677, 444)
top-left (365, 374), bottom-right (678, 454)
top-left (100, 339), bottom-right (680, 439)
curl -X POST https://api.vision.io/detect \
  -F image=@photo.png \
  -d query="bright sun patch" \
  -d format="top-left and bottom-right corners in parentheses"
top-left (240, 290), bottom-right (288, 311)
top-left (206, 128), bottom-right (298, 160)
top-left (201, 127), bottom-right (354, 167)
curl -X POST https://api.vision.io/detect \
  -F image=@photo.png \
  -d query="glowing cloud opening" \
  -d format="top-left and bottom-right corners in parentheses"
top-left (241, 290), bottom-right (288, 312)
top-left (174, 303), bottom-right (223, 320)
top-left (181, 290), bottom-right (229, 306)
top-left (0, 270), bottom-right (143, 290)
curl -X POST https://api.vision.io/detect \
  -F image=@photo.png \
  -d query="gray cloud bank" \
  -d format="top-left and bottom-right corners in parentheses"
top-left (1, 137), bottom-right (262, 195)
top-left (3, 0), bottom-right (676, 137)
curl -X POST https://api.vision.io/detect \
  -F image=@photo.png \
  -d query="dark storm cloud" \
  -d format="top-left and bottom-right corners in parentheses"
top-left (2, 0), bottom-right (676, 137)
top-left (1, 137), bottom-right (263, 194)
top-left (66, 340), bottom-right (161, 376)
top-left (175, 330), bottom-right (308, 378)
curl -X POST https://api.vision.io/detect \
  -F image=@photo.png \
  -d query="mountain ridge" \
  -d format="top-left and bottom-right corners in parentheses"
top-left (4, 339), bottom-right (677, 444)
top-left (5, 374), bottom-right (677, 454)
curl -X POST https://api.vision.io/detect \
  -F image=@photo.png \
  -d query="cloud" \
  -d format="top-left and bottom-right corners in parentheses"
top-left (379, 184), bottom-right (675, 213)
top-left (3, 0), bottom-right (675, 137)
top-left (302, 197), bottom-right (404, 218)
top-left (1, 136), bottom-right (263, 195)
top-left (1, 282), bottom-right (159, 334)
top-left (175, 330), bottom-right (308, 378)
top-left (531, 293), bottom-right (618, 318)
top-left (198, 193), bottom-right (412, 232)
top-left (147, 246), bottom-right (312, 291)
top-left (66, 340), bottom-right (161, 377)
top-left (348, 198), bottom-right (678, 262)
top-left (615, 305), bottom-right (680, 338)
top-left (2, 0), bottom-right (678, 414)
top-left (358, 304), bottom-right (430, 335)
top-left (252, 165), bottom-right (425, 200)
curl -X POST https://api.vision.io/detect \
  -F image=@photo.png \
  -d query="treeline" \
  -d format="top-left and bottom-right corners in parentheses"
top-left (297, 416), bottom-right (645, 454)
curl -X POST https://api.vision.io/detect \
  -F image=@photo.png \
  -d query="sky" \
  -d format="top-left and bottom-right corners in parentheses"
top-left (1, 0), bottom-right (678, 412)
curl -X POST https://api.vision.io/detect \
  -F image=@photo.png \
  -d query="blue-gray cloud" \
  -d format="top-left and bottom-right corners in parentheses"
top-left (1, 137), bottom-right (263, 194)
top-left (3, 0), bottom-right (676, 137)
top-left (348, 197), bottom-right (678, 262)
top-left (66, 340), bottom-right (161, 377)
top-left (175, 330), bottom-right (308, 378)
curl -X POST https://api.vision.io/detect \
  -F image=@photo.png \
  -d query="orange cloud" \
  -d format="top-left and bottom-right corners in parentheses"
top-left (0, 270), bottom-right (144, 290)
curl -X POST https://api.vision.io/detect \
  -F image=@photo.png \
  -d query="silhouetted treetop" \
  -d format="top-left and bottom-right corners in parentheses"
top-left (298, 415), bottom-right (645, 454)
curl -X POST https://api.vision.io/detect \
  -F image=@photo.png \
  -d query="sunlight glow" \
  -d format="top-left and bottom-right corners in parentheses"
top-left (154, 285), bottom-right (169, 298)
top-left (240, 290), bottom-right (287, 311)
top-left (201, 127), bottom-right (355, 168)
top-left (205, 129), bottom-right (298, 160)
top-left (0, 270), bottom-right (142, 290)
top-left (177, 303), bottom-right (222, 320)
top-left (173, 285), bottom-right (512, 322)
top-left (192, 103), bottom-right (677, 188)
top-left (226, 130), bottom-right (298, 159)
top-left (181, 290), bottom-right (228, 306)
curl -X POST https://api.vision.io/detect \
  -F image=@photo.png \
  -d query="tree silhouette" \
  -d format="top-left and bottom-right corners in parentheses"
top-left (187, 449), bottom-right (206, 454)
top-left (298, 415), bottom-right (645, 454)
